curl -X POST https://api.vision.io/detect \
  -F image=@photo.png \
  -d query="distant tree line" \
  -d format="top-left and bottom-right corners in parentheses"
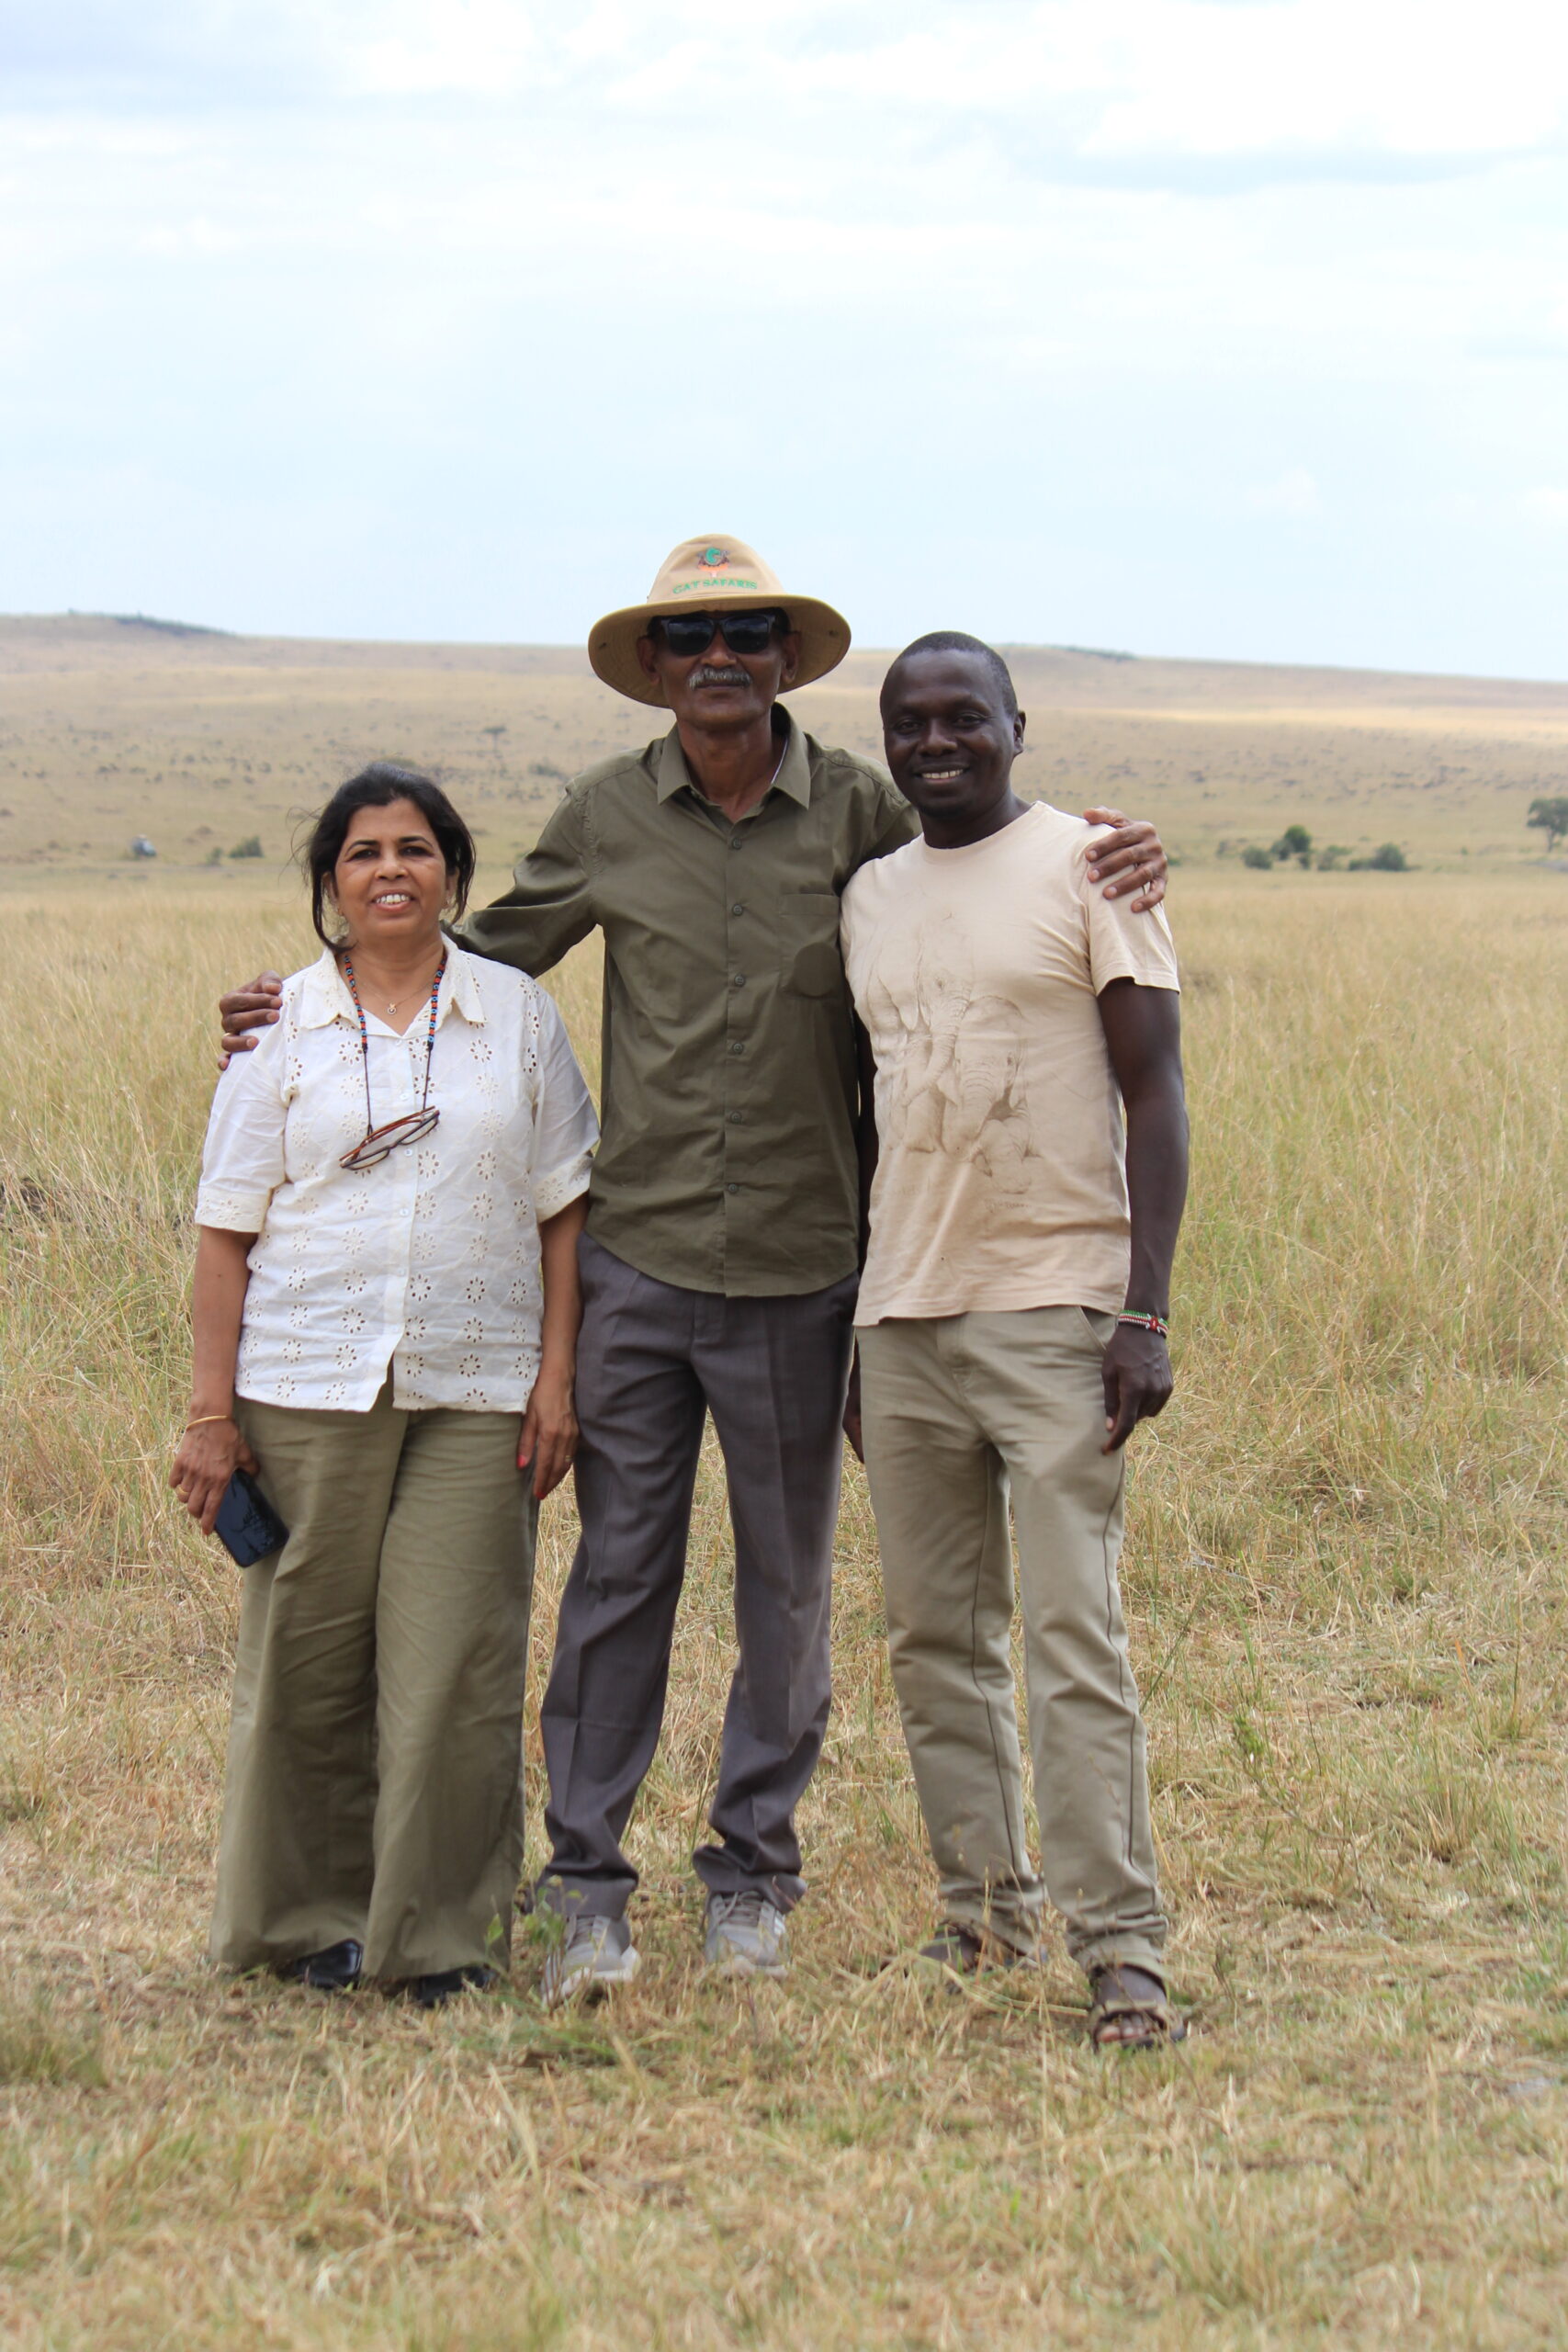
top-left (1231, 792), bottom-right (1568, 875)
top-left (1238, 827), bottom-right (1406, 874)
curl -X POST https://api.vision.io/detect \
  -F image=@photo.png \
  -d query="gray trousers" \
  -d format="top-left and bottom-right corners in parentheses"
top-left (537, 1235), bottom-right (857, 1919)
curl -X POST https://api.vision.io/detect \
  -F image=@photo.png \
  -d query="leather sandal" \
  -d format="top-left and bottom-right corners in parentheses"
top-left (1087, 1962), bottom-right (1186, 2049)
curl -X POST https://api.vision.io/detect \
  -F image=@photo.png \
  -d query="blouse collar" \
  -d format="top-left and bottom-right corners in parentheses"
top-left (297, 943), bottom-right (487, 1032)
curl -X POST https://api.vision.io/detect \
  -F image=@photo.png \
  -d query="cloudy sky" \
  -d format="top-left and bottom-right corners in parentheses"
top-left (4, 1), bottom-right (1566, 675)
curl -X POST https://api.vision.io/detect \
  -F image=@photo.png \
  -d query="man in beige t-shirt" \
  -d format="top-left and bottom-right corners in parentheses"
top-left (841, 633), bottom-right (1189, 2050)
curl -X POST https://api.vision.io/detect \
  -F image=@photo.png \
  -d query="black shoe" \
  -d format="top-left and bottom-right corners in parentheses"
top-left (275, 1939), bottom-right (364, 1992)
top-left (409, 1964), bottom-right (497, 2011)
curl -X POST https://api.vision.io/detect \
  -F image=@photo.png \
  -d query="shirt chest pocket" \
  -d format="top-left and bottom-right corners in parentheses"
top-left (779, 890), bottom-right (844, 1000)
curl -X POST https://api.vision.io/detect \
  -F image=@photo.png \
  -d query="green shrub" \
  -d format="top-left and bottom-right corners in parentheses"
top-left (1526, 795), bottom-right (1568, 854)
top-left (228, 836), bottom-right (263, 860)
top-left (1241, 845), bottom-right (1273, 871)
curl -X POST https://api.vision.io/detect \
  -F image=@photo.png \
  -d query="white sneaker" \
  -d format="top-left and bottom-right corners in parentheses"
top-left (540, 1913), bottom-right (639, 2008)
top-left (704, 1890), bottom-right (790, 1978)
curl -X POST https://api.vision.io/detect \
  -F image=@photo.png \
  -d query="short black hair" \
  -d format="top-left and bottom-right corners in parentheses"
top-left (886, 631), bottom-right (1019, 719)
top-left (303, 763), bottom-right (477, 946)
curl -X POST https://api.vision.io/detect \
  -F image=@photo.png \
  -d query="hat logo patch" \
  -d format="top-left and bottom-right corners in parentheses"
top-left (697, 546), bottom-right (729, 569)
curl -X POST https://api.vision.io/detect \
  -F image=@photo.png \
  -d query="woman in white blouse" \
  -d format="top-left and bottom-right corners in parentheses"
top-left (171, 764), bottom-right (598, 2008)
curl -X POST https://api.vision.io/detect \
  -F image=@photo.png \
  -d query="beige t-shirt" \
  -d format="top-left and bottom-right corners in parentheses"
top-left (840, 801), bottom-right (1179, 1326)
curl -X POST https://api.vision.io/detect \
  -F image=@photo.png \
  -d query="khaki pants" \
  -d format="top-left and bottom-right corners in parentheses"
top-left (213, 1385), bottom-right (536, 1980)
top-left (859, 1308), bottom-right (1166, 1977)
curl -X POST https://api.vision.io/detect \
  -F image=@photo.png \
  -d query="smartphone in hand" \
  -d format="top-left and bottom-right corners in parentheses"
top-left (212, 1469), bottom-right (288, 1567)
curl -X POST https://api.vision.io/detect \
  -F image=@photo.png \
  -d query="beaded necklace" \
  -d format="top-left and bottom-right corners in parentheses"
top-left (337, 950), bottom-right (446, 1170)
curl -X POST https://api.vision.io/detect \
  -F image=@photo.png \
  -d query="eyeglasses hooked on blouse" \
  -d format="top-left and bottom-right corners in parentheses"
top-left (338, 951), bottom-right (445, 1172)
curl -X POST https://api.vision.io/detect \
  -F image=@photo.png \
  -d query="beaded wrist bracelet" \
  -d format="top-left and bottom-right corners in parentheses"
top-left (1115, 1311), bottom-right (1170, 1340)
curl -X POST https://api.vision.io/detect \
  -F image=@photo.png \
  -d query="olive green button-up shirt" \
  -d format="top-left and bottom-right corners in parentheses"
top-left (456, 717), bottom-right (915, 1296)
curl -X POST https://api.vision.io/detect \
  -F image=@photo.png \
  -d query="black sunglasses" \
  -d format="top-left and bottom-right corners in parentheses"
top-left (651, 609), bottom-right (790, 659)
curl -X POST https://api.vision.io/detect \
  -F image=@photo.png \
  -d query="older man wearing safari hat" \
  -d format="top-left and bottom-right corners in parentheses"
top-left (220, 536), bottom-right (1168, 2002)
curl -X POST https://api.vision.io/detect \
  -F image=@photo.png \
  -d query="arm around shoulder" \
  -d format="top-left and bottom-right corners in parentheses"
top-left (527, 984), bottom-right (600, 1219)
top-left (453, 789), bottom-right (596, 978)
top-left (218, 972), bottom-right (284, 1065)
top-left (1080, 808), bottom-right (1169, 911)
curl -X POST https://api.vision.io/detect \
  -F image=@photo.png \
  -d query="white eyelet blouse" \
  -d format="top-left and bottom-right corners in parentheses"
top-left (195, 945), bottom-right (598, 1413)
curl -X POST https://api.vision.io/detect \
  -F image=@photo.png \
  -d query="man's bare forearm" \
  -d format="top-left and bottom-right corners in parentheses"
top-left (1098, 979), bottom-right (1188, 1312)
top-left (1094, 981), bottom-right (1187, 1450)
top-left (1122, 1073), bottom-right (1189, 1317)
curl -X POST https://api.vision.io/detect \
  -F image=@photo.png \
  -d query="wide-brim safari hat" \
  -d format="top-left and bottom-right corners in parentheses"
top-left (588, 536), bottom-right (852, 707)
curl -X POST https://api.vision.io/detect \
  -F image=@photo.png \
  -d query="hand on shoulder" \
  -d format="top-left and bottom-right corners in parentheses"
top-left (1079, 808), bottom-right (1168, 911)
top-left (219, 971), bottom-right (285, 1069)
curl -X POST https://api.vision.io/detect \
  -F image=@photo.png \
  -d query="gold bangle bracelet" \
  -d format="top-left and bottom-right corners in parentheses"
top-left (184, 1414), bottom-right (234, 1430)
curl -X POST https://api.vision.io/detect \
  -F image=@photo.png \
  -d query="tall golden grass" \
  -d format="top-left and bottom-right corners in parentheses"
top-left (2, 868), bottom-right (1566, 2348)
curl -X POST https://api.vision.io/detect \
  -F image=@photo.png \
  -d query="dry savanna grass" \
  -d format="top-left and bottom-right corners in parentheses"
top-left (2, 620), bottom-right (1568, 2346)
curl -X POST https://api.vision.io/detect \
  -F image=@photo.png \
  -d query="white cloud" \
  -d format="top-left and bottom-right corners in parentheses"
top-left (1, 1), bottom-right (1566, 672)
top-left (1247, 468), bottom-right (1324, 518)
top-left (13, 3), bottom-right (1568, 159)
top-left (1079, 0), bottom-right (1568, 157)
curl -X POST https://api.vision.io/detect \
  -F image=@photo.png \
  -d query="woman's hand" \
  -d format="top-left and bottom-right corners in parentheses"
top-left (171, 1417), bottom-right (259, 1535)
top-left (519, 1364), bottom-right (579, 1499)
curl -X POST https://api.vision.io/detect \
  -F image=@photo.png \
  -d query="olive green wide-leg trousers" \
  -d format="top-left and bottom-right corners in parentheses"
top-left (859, 1307), bottom-right (1167, 1979)
top-left (213, 1385), bottom-right (536, 1981)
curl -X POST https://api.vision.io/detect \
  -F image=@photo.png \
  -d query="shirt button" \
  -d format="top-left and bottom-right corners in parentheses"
top-left (728, 1042), bottom-right (744, 1056)
top-left (730, 972), bottom-right (746, 989)
top-left (727, 1111), bottom-right (743, 1124)
top-left (729, 835), bottom-right (742, 849)
top-left (731, 902), bottom-right (745, 917)
top-left (726, 1182), bottom-right (740, 1194)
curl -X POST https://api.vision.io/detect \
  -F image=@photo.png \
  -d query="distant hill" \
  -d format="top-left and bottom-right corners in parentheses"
top-left (89, 611), bottom-right (233, 639)
top-left (2, 614), bottom-right (1564, 876)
